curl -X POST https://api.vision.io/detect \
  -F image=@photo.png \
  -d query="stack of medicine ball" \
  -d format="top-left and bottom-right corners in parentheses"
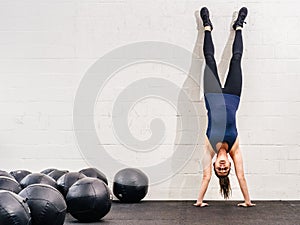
top-left (0, 167), bottom-right (149, 225)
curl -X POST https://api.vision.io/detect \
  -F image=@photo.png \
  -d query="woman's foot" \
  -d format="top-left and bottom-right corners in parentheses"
top-left (233, 7), bottom-right (248, 30)
top-left (200, 7), bottom-right (213, 31)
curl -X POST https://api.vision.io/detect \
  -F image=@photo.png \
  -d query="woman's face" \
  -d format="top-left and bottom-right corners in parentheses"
top-left (214, 155), bottom-right (231, 177)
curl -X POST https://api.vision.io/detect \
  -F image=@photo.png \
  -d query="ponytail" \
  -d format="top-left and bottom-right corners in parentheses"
top-left (218, 176), bottom-right (231, 199)
top-left (213, 166), bottom-right (232, 199)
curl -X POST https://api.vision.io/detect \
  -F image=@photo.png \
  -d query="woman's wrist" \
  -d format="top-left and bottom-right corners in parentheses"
top-left (196, 198), bottom-right (203, 203)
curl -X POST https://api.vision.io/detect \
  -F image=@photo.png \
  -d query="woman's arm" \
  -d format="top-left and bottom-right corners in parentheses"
top-left (194, 140), bottom-right (214, 207)
top-left (231, 146), bottom-right (255, 207)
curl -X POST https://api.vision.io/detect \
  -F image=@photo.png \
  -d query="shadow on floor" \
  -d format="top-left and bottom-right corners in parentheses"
top-left (64, 200), bottom-right (300, 225)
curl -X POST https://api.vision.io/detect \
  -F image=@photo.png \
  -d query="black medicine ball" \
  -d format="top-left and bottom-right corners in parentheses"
top-left (19, 184), bottom-right (67, 225)
top-left (10, 170), bottom-right (32, 183)
top-left (66, 177), bottom-right (112, 222)
top-left (79, 167), bottom-right (108, 184)
top-left (47, 169), bottom-right (69, 181)
top-left (40, 168), bottom-right (55, 174)
top-left (57, 172), bottom-right (86, 197)
top-left (0, 170), bottom-right (15, 179)
top-left (0, 190), bottom-right (31, 225)
top-left (20, 173), bottom-right (57, 189)
top-left (0, 176), bottom-right (22, 193)
top-left (113, 168), bottom-right (149, 203)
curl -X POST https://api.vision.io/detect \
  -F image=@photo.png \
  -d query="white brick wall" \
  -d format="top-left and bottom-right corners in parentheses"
top-left (0, 0), bottom-right (299, 200)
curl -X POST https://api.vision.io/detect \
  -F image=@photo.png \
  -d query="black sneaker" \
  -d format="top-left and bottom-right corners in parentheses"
top-left (200, 7), bottom-right (213, 30)
top-left (233, 7), bottom-right (248, 30)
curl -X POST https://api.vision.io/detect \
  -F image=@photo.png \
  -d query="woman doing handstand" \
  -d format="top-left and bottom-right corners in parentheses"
top-left (194, 7), bottom-right (255, 207)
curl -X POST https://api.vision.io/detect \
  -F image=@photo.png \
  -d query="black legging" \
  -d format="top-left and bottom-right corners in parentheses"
top-left (203, 30), bottom-right (243, 97)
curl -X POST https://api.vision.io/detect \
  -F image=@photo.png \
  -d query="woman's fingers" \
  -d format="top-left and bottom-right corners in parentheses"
top-left (193, 202), bottom-right (209, 207)
top-left (237, 202), bottom-right (256, 207)
top-left (237, 202), bottom-right (246, 207)
top-left (201, 203), bottom-right (209, 207)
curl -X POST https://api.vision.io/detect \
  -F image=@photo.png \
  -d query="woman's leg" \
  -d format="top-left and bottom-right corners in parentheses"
top-left (223, 30), bottom-right (243, 97)
top-left (203, 30), bottom-right (222, 94)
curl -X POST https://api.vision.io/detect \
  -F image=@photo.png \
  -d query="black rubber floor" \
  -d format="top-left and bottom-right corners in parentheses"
top-left (64, 201), bottom-right (300, 225)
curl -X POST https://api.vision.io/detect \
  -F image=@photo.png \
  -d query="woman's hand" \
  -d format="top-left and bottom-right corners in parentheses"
top-left (237, 202), bottom-right (256, 207)
top-left (193, 202), bottom-right (209, 207)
